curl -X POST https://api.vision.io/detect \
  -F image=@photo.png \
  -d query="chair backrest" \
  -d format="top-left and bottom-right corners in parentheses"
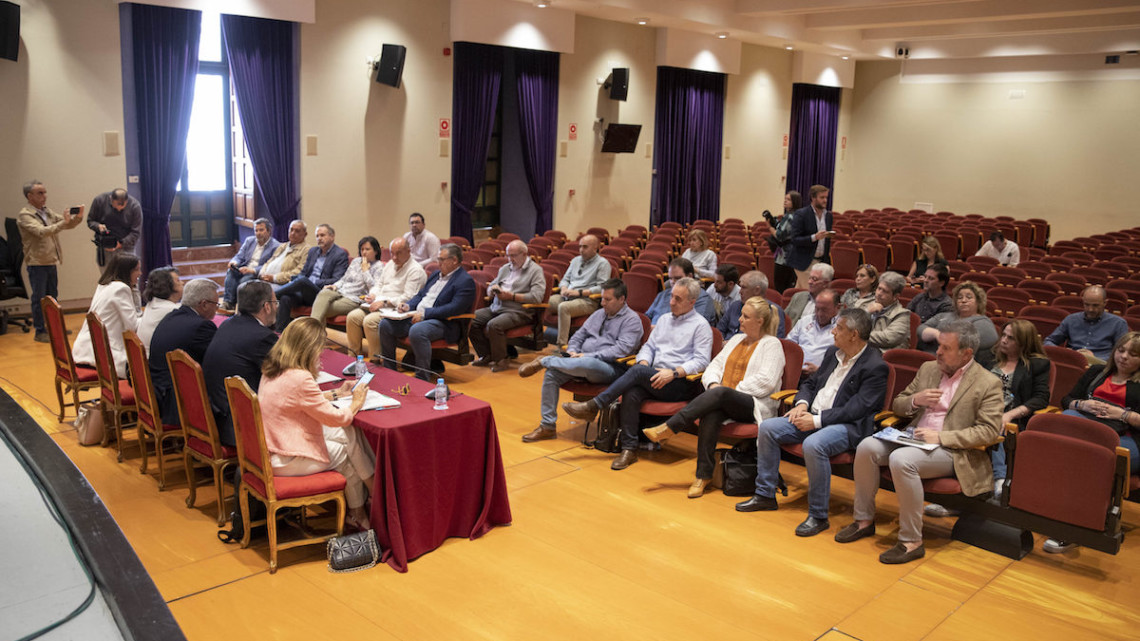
top-left (621, 272), bottom-right (661, 314)
top-left (41, 296), bottom-right (80, 381)
top-left (883, 349), bottom-right (936, 395)
top-left (224, 375), bottom-right (277, 502)
top-left (777, 339), bottom-right (804, 392)
top-left (87, 311), bottom-right (126, 405)
top-left (122, 331), bottom-right (160, 429)
top-left (168, 348), bottom-right (226, 459)
top-left (1042, 345), bottom-right (1089, 407)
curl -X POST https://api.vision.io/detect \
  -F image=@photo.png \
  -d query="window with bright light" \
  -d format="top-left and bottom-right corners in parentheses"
top-left (180, 11), bottom-right (229, 192)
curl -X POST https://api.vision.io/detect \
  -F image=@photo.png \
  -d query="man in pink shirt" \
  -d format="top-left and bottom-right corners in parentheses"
top-left (835, 320), bottom-right (1003, 564)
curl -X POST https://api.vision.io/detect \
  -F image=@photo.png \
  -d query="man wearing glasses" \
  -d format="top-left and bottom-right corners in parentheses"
top-left (148, 278), bottom-right (221, 428)
top-left (471, 239), bottom-right (547, 372)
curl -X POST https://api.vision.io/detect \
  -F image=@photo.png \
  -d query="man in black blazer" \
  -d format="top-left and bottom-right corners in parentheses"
top-left (736, 307), bottom-right (889, 538)
top-left (202, 280), bottom-right (279, 447)
top-left (149, 278), bottom-right (220, 427)
top-left (785, 184), bottom-right (834, 289)
top-left (274, 223), bottom-right (350, 330)
top-left (377, 243), bottom-right (476, 381)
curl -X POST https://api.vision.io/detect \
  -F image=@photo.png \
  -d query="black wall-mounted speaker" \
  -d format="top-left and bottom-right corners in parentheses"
top-left (609, 67), bottom-right (629, 101)
top-left (0, 1), bottom-right (19, 63)
top-left (375, 43), bottom-right (406, 88)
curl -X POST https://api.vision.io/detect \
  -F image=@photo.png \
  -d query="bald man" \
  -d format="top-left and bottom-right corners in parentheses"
top-left (471, 239), bottom-right (547, 372)
top-left (548, 234), bottom-right (611, 346)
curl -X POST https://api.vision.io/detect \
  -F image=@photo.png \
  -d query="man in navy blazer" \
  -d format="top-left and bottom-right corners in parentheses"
top-left (202, 280), bottom-right (279, 447)
top-left (149, 279), bottom-right (220, 427)
top-left (377, 243), bottom-right (476, 380)
top-left (221, 217), bottom-right (280, 311)
top-left (274, 223), bottom-right (350, 330)
top-left (785, 184), bottom-right (834, 288)
top-left (736, 308), bottom-right (888, 538)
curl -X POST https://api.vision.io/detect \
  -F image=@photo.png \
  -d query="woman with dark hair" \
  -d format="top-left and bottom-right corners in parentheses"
top-left (840, 264), bottom-right (879, 311)
top-left (309, 236), bottom-right (384, 327)
top-left (137, 266), bottom-right (182, 351)
top-left (771, 191), bottom-right (803, 292)
top-left (71, 252), bottom-right (142, 377)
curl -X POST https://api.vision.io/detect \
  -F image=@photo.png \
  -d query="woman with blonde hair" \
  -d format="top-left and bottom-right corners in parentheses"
top-left (681, 228), bottom-right (717, 279)
top-left (841, 264), bottom-right (879, 311)
top-left (258, 317), bottom-right (376, 530)
top-left (643, 296), bottom-right (785, 498)
top-left (906, 236), bottom-right (947, 285)
top-left (916, 281), bottom-right (998, 367)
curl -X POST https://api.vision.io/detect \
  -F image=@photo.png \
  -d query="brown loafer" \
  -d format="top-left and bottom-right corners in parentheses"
top-left (879, 542), bottom-right (925, 565)
top-left (471, 356), bottom-right (492, 367)
top-left (611, 449), bottom-right (638, 470)
top-left (518, 359), bottom-right (545, 378)
top-left (522, 425), bottom-right (557, 442)
top-left (834, 522), bottom-right (876, 544)
top-left (489, 358), bottom-right (512, 373)
top-left (687, 478), bottom-right (710, 498)
top-left (562, 400), bottom-right (599, 422)
top-left (643, 424), bottom-right (676, 443)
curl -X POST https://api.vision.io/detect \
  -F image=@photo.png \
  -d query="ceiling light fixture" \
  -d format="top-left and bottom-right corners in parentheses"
top-left (636, 17), bottom-right (649, 26)
top-left (715, 32), bottom-right (729, 39)
top-left (785, 45), bottom-right (794, 51)
top-left (841, 56), bottom-right (849, 60)
top-left (534, 0), bottom-right (550, 8)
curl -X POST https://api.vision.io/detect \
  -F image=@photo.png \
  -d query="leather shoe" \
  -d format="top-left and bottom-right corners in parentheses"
top-left (562, 400), bottom-right (599, 422)
top-left (471, 356), bottom-right (492, 367)
top-left (34, 332), bottom-right (50, 343)
top-left (521, 425), bottom-right (557, 442)
top-left (489, 358), bottom-right (512, 373)
top-left (643, 424), bottom-right (676, 443)
top-left (687, 478), bottom-right (710, 499)
top-left (735, 495), bottom-right (778, 512)
top-left (611, 449), bottom-right (638, 470)
top-left (834, 522), bottom-right (876, 543)
top-left (794, 516), bottom-right (830, 537)
top-left (518, 359), bottom-right (545, 378)
top-left (879, 542), bottom-right (925, 565)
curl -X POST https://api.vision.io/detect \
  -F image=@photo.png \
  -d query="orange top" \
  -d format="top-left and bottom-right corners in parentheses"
top-left (721, 339), bottom-right (760, 390)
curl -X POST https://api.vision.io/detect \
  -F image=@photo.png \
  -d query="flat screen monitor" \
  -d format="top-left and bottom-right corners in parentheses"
top-left (601, 123), bottom-right (641, 153)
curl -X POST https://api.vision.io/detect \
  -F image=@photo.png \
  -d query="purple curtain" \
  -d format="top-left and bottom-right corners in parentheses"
top-left (129, 3), bottom-right (201, 273)
top-left (514, 49), bottom-right (559, 236)
top-left (652, 66), bottom-right (726, 226)
top-left (450, 42), bottom-right (504, 243)
top-left (222, 15), bottom-right (301, 243)
top-left (786, 83), bottom-right (840, 210)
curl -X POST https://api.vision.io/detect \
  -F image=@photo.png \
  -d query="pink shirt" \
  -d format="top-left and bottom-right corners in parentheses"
top-left (915, 360), bottom-right (973, 432)
top-left (258, 369), bottom-right (355, 464)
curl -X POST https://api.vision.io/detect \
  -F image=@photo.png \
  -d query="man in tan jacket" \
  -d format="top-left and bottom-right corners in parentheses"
top-left (16, 180), bottom-right (85, 342)
top-left (835, 319), bottom-right (1002, 564)
top-left (257, 219), bottom-right (310, 288)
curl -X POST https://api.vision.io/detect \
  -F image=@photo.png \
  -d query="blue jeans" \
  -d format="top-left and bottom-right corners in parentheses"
top-left (223, 265), bottom-right (257, 305)
top-left (755, 417), bottom-right (854, 519)
top-left (378, 318), bottom-right (449, 379)
top-left (1062, 409), bottom-right (1140, 474)
top-left (27, 265), bottom-right (58, 333)
top-left (991, 442), bottom-right (1007, 480)
top-left (538, 356), bottom-right (621, 427)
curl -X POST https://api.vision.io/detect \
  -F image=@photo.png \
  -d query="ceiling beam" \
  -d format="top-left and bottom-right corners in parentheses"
top-left (863, 14), bottom-right (1140, 41)
top-left (805, 0), bottom-right (1140, 30)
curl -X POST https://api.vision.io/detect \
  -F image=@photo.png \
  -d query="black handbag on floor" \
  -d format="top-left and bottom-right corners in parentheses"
top-left (327, 529), bottom-right (379, 573)
top-left (721, 441), bottom-right (759, 496)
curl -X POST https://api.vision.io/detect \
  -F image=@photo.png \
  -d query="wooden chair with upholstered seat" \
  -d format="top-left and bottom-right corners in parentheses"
top-left (41, 296), bottom-right (99, 421)
top-left (225, 376), bottom-right (346, 574)
top-left (123, 331), bottom-right (183, 488)
top-left (168, 348), bottom-right (238, 525)
top-left (86, 311), bottom-right (137, 461)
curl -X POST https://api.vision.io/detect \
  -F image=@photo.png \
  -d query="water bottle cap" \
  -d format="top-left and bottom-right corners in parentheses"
top-left (437, 378), bottom-right (445, 384)
top-left (357, 355), bottom-right (364, 361)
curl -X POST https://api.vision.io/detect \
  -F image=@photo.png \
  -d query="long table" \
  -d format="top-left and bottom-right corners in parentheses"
top-left (319, 351), bottom-right (512, 572)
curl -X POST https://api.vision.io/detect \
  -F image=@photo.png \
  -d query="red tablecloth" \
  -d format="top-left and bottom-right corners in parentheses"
top-left (319, 352), bottom-right (512, 572)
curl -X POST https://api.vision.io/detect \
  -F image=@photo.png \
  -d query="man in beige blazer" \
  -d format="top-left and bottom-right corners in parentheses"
top-left (834, 319), bottom-right (1002, 564)
top-left (16, 179), bottom-right (85, 341)
top-left (258, 219), bottom-right (310, 287)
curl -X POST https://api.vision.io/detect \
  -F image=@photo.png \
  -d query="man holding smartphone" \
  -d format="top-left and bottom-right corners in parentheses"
top-left (87, 187), bottom-right (143, 260)
top-left (786, 184), bottom-right (835, 289)
top-left (16, 179), bottom-right (85, 342)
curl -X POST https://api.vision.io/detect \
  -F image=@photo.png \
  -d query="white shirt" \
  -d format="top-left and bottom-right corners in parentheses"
top-left (813, 208), bottom-right (828, 257)
top-left (805, 345), bottom-right (868, 428)
top-left (787, 314), bottom-right (836, 368)
top-left (975, 240), bottom-right (1020, 266)
top-left (404, 229), bottom-right (441, 267)
top-left (137, 297), bottom-right (180, 352)
top-left (370, 258), bottom-right (428, 308)
top-left (418, 270), bottom-right (453, 311)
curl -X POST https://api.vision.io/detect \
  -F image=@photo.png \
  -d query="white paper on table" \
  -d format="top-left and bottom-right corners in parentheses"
top-left (332, 389), bottom-right (401, 411)
top-left (315, 371), bottom-right (343, 385)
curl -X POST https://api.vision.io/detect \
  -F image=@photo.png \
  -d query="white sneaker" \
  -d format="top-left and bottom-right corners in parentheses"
top-left (1042, 538), bottom-right (1077, 554)
top-left (923, 503), bottom-right (960, 518)
top-left (993, 479), bottom-right (1004, 499)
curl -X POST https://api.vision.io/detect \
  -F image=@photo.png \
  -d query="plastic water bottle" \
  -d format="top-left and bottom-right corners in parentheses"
top-left (433, 378), bottom-right (449, 410)
top-left (354, 355), bottom-right (367, 379)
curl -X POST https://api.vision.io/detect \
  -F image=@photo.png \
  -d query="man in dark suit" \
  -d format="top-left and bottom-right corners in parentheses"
top-left (202, 280), bottom-right (278, 447)
top-left (274, 223), bottom-right (350, 330)
top-left (149, 278), bottom-right (220, 427)
top-left (377, 243), bottom-right (476, 380)
top-left (736, 308), bottom-right (889, 539)
top-left (785, 184), bottom-right (834, 289)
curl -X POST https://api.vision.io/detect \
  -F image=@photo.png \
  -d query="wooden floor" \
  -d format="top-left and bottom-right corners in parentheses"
top-left (2, 314), bottom-right (1138, 641)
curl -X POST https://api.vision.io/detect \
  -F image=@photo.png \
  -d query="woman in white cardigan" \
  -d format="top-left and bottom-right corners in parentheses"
top-left (72, 252), bottom-right (142, 378)
top-left (643, 296), bottom-right (786, 497)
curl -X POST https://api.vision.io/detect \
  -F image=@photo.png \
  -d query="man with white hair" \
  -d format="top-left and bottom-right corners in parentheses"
top-left (470, 239), bottom-right (546, 372)
top-left (148, 278), bottom-right (220, 426)
top-left (784, 262), bottom-right (833, 329)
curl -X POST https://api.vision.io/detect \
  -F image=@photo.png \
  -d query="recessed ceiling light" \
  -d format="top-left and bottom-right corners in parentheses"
top-left (534, 0), bottom-right (549, 7)
top-left (636, 17), bottom-right (649, 26)
top-left (785, 45), bottom-right (794, 51)
top-left (716, 32), bottom-right (729, 39)
top-left (841, 56), bottom-right (849, 60)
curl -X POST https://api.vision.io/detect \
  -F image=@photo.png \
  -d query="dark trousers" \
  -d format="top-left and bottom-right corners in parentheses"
top-left (275, 277), bottom-right (320, 331)
top-left (469, 307), bottom-right (531, 361)
top-left (223, 266), bottom-right (258, 305)
top-left (27, 265), bottom-right (58, 334)
top-left (593, 364), bottom-right (702, 451)
top-left (665, 386), bottom-right (757, 479)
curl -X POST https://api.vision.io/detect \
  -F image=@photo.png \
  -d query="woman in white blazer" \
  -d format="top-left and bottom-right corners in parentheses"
top-left (643, 296), bottom-right (786, 497)
top-left (72, 252), bottom-right (142, 378)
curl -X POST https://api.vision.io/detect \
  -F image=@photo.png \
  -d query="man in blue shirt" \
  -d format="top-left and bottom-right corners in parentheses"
top-left (1045, 285), bottom-right (1129, 363)
top-left (518, 279), bottom-right (644, 443)
top-left (274, 223), bottom-right (350, 331)
top-left (719, 270), bottom-right (786, 340)
top-left (787, 288), bottom-right (840, 376)
top-left (645, 258), bottom-right (716, 325)
top-left (563, 278), bottom-right (713, 470)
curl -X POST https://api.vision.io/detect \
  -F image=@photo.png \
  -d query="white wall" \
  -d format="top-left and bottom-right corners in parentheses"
top-left (833, 60), bottom-right (1140, 241)
top-left (1, 0), bottom-right (127, 301)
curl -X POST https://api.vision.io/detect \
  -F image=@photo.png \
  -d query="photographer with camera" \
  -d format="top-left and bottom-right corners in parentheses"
top-left (16, 179), bottom-right (85, 342)
top-left (764, 191), bottom-right (801, 292)
top-left (87, 187), bottom-right (142, 263)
